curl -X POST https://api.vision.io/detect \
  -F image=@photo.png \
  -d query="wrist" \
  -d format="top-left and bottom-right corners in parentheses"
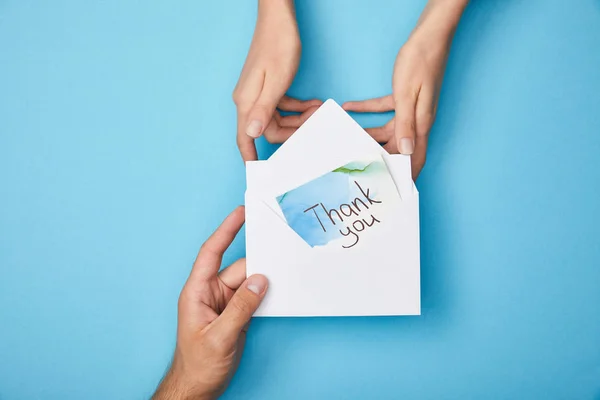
top-left (428, 0), bottom-right (469, 18)
top-left (153, 361), bottom-right (214, 400)
top-left (255, 0), bottom-right (301, 54)
top-left (415, 0), bottom-right (468, 42)
top-left (258, 0), bottom-right (296, 21)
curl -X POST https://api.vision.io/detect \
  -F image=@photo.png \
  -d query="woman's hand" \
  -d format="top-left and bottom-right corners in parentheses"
top-left (344, 0), bottom-right (468, 180)
top-left (234, 0), bottom-right (322, 162)
top-left (153, 207), bottom-right (268, 400)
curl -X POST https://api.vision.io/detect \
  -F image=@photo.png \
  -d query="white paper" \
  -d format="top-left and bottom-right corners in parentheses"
top-left (245, 99), bottom-right (420, 317)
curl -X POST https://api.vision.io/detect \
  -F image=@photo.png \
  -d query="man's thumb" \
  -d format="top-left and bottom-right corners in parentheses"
top-left (213, 275), bottom-right (268, 336)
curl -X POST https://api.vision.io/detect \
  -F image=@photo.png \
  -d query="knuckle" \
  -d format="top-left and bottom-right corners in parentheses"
top-left (178, 288), bottom-right (191, 313)
top-left (199, 241), bottom-right (210, 255)
top-left (232, 88), bottom-right (242, 105)
top-left (177, 291), bottom-right (185, 310)
top-left (199, 241), bottom-right (217, 256)
top-left (232, 90), bottom-right (253, 109)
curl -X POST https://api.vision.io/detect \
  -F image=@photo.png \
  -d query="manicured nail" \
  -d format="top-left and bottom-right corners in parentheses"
top-left (246, 275), bottom-right (268, 295)
top-left (399, 137), bottom-right (414, 155)
top-left (246, 120), bottom-right (263, 138)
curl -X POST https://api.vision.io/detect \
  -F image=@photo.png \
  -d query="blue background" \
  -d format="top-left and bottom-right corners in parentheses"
top-left (1, 0), bottom-right (599, 399)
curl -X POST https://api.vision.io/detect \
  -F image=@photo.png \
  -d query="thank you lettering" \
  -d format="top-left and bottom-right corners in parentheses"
top-left (303, 181), bottom-right (382, 248)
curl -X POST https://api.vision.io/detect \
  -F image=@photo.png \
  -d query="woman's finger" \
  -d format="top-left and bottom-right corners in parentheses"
top-left (342, 95), bottom-right (394, 113)
top-left (277, 105), bottom-right (320, 128)
top-left (383, 139), bottom-right (398, 154)
top-left (278, 95), bottom-right (323, 112)
top-left (411, 84), bottom-right (436, 180)
top-left (263, 118), bottom-right (295, 143)
top-left (237, 113), bottom-right (258, 162)
top-left (415, 83), bottom-right (437, 138)
top-left (394, 86), bottom-right (419, 155)
top-left (366, 126), bottom-right (393, 143)
top-left (411, 134), bottom-right (428, 181)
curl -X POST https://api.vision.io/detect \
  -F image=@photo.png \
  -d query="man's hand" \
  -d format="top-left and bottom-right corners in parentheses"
top-left (343, 0), bottom-right (469, 180)
top-left (233, 0), bottom-right (322, 162)
top-left (153, 207), bottom-right (268, 400)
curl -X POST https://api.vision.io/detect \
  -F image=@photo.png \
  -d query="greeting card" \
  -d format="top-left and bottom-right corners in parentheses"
top-left (245, 100), bottom-right (420, 317)
top-left (276, 154), bottom-right (401, 249)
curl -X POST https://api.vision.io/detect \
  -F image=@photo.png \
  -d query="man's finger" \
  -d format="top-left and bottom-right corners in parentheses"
top-left (218, 258), bottom-right (247, 291)
top-left (210, 274), bottom-right (268, 338)
top-left (189, 206), bottom-right (246, 283)
top-left (278, 95), bottom-right (323, 112)
top-left (342, 95), bottom-right (394, 113)
top-left (394, 88), bottom-right (419, 155)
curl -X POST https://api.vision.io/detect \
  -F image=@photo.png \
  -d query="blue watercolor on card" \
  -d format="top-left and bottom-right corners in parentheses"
top-left (276, 155), bottom-right (401, 248)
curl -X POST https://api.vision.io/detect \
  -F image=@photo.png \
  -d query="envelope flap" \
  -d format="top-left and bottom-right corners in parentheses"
top-left (270, 99), bottom-right (383, 166)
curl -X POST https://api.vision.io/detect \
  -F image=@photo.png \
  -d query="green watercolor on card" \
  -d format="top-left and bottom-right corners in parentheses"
top-left (333, 162), bottom-right (374, 174)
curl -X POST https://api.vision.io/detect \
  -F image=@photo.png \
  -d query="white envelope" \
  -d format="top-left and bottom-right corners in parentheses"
top-left (245, 99), bottom-right (420, 316)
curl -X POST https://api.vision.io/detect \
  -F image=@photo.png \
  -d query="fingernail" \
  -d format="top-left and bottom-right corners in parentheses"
top-left (399, 137), bottom-right (414, 155)
top-left (246, 120), bottom-right (263, 138)
top-left (246, 275), bottom-right (268, 295)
